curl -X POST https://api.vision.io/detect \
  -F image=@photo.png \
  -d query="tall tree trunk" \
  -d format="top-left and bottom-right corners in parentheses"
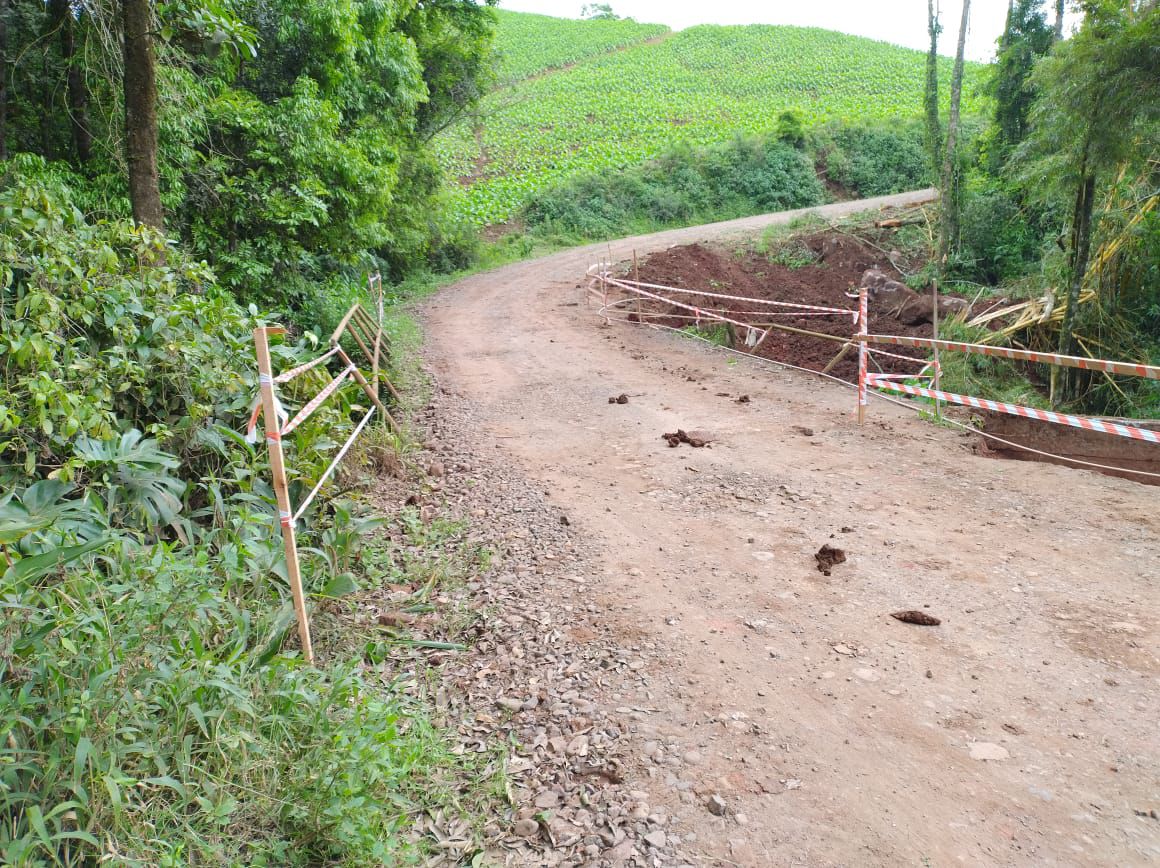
top-left (61, 3), bottom-right (92, 163)
top-left (122, 0), bottom-right (164, 230)
top-left (938, 0), bottom-right (970, 264)
top-left (1053, 150), bottom-right (1096, 404)
top-left (1054, 0), bottom-right (1064, 41)
top-left (0, 0), bottom-right (8, 162)
top-left (924, 0), bottom-right (941, 171)
top-left (40, 52), bottom-right (53, 157)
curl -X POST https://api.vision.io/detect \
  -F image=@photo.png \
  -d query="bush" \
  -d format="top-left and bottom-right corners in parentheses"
top-left (955, 179), bottom-right (1045, 284)
top-left (523, 134), bottom-right (824, 240)
top-left (816, 122), bottom-right (931, 197)
top-left (0, 158), bottom-right (489, 864)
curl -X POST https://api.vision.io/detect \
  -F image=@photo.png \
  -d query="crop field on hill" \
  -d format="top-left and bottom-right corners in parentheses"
top-left (438, 15), bottom-right (985, 226)
top-left (492, 9), bottom-right (670, 82)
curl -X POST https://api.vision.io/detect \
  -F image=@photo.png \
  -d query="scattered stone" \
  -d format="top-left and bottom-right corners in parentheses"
top-left (791, 425), bottom-right (814, 437)
top-left (891, 610), bottom-right (941, 626)
top-left (377, 610), bottom-right (417, 628)
top-left (495, 697), bottom-right (523, 713)
top-left (969, 742), bottom-right (1010, 761)
top-left (534, 790), bottom-right (561, 809)
top-left (427, 461), bottom-right (445, 478)
top-left (513, 818), bottom-right (540, 838)
top-left (643, 830), bottom-right (667, 849)
top-left (735, 394), bottom-right (750, 404)
top-left (609, 393), bottom-right (630, 404)
top-left (815, 544), bottom-right (846, 576)
top-left (831, 643), bottom-right (857, 657)
top-left (706, 794), bottom-right (728, 816)
top-left (854, 668), bottom-right (880, 683)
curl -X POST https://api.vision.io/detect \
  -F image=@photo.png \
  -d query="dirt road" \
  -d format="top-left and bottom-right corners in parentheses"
top-left (422, 192), bottom-right (1160, 866)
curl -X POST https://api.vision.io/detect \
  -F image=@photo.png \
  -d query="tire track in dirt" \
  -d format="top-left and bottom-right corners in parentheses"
top-left (421, 191), bottom-right (1160, 866)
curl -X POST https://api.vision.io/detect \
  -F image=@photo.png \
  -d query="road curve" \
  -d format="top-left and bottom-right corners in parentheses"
top-left (421, 192), bottom-right (1160, 866)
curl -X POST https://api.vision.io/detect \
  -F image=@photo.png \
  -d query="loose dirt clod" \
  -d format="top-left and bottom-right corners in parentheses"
top-left (662, 428), bottom-right (714, 448)
top-left (891, 610), bottom-right (942, 626)
top-left (617, 393), bottom-right (629, 404)
top-left (736, 394), bottom-right (751, 403)
top-left (815, 544), bottom-right (846, 575)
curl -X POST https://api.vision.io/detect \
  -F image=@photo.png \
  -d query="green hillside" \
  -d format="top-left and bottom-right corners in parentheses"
top-left (438, 15), bottom-right (986, 225)
top-left (492, 8), bottom-right (670, 82)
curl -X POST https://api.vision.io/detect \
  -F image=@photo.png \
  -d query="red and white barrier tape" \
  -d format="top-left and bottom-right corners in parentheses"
top-left (866, 372), bottom-right (935, 381)
top-left (293, 405), bottom-right (377, 522)
top-left (866, 345), bottom-right (937, 368)
top-left (857, 334), bottom-right (1160, 380)
top-left (865, 375), bottom-right (1160, 444)
top-left (274, 346), bottom-right (340, 385)
top-left (280, 364), bottom-right (356, 437)
top-left (601, 274), bottom-right (857, 319)
top-left (597, 276), bottom-right (854, 344)
top-left (245, 374), bottom-right (288, 444)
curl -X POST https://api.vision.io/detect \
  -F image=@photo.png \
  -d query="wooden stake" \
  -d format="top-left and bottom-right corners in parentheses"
top-left (857, 288), bottom-right (868, 426)
top-left (931, 279), bottom-right (942, 421)
top-left (350, 307), bottom-right (403, 405)
top-left (330, 302), bottom-right (362, 346)
top-left (822, 342), bottom-right (853, 374)
top-left (253, 326), bottom-right (315, 665)
top-left (633, 250), bottom-right (642, 320)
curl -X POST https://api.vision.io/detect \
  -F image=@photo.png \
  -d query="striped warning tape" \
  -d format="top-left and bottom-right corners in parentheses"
top-left (866, 345), bottom-right (937, 367)
top-left (602, 275), bottom-right (856, 319)
top-left (281, 364), bottom-right (355, 436)
top-left (274, 346), bottom-right (339, 384)
top-left (857, 334), bottom-right (1160, 380)
top-left (865, 375), bottom-right (1160, 444)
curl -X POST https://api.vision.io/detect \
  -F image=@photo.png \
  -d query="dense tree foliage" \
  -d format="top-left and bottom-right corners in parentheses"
top-left (987, 0), bottom-right (1054, 161)
top-left (938, 0), bottom-right (1159, 410)
top-left (0, 0), bottom-right (498, 316)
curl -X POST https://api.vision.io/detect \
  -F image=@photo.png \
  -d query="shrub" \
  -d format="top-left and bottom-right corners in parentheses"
top-left (817, 122), bottom-right (931, 197)
top-left (523, 134), bottom-right (823, 240)
top-left (955, 180), bottom-right (1045, 284)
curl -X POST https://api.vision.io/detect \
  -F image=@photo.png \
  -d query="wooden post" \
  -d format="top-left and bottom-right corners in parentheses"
top-left (931, 279), bottom-right (942, 420)
top-left (633, 249), bottom-right (642, 320)
top-left (857, 287), bottom-right (868, 426)
top-left (253, 326), bottom-right (315, 665)
top-left (821, 342), bottom-right (853, 374)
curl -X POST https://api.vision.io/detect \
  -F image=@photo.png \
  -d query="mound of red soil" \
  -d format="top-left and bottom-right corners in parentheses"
top-left (632, 234), bottom-right (957, 381)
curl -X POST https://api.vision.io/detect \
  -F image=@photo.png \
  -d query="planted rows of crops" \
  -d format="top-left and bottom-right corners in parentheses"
top-left (438, 19), bottom-right (984, 225)
top-left (492, 9), bottom-right (670, 82)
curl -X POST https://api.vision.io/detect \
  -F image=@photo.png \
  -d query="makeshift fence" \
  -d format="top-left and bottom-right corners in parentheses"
top-left (588, 265), bottom-right (935, 396)
top-left (855, 326), bottom-right (1160, 444)
top-left (590, 261), bottom-right (1158, 476)
top-left (249, 273), bottom-right (399, 664)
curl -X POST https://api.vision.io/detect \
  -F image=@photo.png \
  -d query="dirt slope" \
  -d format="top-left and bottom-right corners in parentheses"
top-left (420, 191), bottom-right (1160, 866)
